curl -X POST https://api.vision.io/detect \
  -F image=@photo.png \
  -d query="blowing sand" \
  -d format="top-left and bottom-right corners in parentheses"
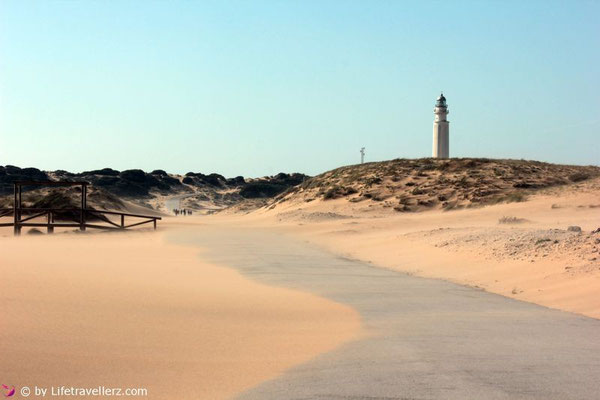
top-left (0, 229), bottom-right (360, 399)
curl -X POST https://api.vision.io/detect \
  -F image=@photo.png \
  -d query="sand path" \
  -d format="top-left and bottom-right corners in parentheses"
top-left (169, 223), bottom-right (600, 400)
top-left (164, 194), bottom-right (195, 213)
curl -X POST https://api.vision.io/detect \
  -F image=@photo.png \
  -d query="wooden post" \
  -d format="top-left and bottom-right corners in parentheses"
top-left (17, 185), bottom-right (22, 235)
top-left (80, 184), bottom-right (86, 231)
top-left (13, 184), bottom-right (20, 236)
top-left (153, 218), bottom-right (157, 230)
top-left (83, 184), bottom-right (87, 209)
top-left (121, 214), bottom-right (125, 229)
top-left (47, 211), bottom-right (54, 234)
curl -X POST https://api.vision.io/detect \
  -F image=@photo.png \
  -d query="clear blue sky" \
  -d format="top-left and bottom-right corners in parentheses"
top-left (1, 1), bottom-right (598, 177)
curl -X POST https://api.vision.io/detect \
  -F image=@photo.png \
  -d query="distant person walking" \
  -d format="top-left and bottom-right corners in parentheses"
top-left (173, 208), bottom-right (194, 216)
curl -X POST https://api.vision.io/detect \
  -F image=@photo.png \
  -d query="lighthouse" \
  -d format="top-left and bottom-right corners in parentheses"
top-left (432, 93), bottom-right (449, 158)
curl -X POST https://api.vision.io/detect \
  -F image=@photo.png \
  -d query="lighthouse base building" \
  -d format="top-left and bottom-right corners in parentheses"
top-left (432, 93), bottom-right (449, 158)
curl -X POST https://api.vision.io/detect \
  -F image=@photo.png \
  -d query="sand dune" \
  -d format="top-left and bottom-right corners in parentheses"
top-left (232, 176), bottom-right (600, 319)
top-left (267, 158), bottom-right (600, 213)
top-left (0, 229), bottom-right (360, 399)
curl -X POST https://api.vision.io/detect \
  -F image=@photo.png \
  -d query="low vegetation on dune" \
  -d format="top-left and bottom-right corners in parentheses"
top-left (176, 172), bottom-right (309, 213)
top-left (270, 158), bottom-right (600, 212)
top-left (0, 165), bottom-right (49, 194)
top-left (2, 159), bottom-right (597, 214)
top-left (239, 173), bottom-right (307, 198)
top-left (0, 165), bottom-right (309, 213)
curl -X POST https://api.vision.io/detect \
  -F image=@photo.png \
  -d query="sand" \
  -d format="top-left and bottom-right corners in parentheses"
top-left (2, 173), bottom-right (598, 399)
top-left (0, 228), bottom-right (360, 399)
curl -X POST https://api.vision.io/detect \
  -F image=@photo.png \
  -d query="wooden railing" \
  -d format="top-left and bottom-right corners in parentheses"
top-left (1, 180), bottom-right (161, 236)
top-left (0, 208), bottom-right (161, 235)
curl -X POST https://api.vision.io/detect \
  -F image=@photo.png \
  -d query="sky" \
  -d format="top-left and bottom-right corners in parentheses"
top-left (1, 0), bottom-right (598, 177)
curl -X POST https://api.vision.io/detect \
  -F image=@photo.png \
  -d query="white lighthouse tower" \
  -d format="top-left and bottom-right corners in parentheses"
top-left (432, 93), bottom-right (449, 158)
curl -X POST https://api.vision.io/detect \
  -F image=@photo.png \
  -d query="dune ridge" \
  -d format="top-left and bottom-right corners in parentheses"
top-left (265, 158), bottom-right (600, 213)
